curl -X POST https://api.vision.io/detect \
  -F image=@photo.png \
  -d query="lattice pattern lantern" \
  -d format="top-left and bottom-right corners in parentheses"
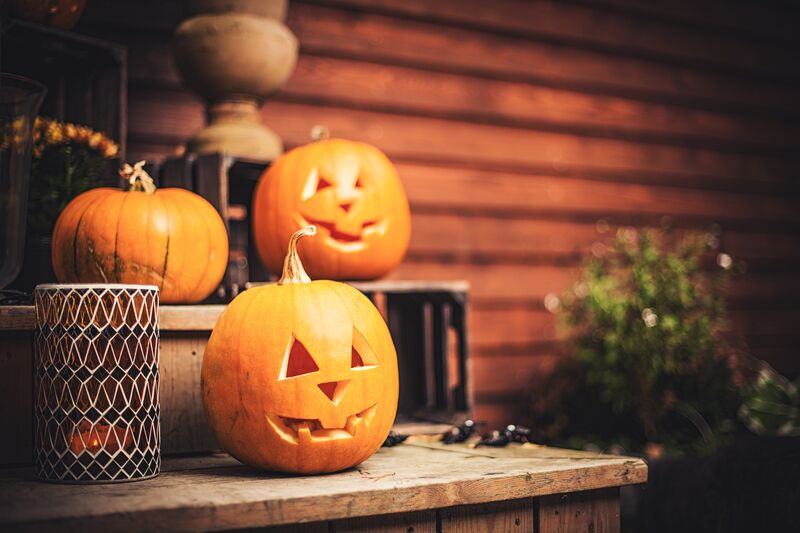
top-left (33, 284), bottom-right (160, 483)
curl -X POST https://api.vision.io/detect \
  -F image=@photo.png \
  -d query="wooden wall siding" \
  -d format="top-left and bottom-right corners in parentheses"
top-left (76, 0), bottom-right (800, 425)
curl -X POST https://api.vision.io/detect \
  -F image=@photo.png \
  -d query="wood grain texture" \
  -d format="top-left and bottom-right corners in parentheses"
top-left (285, 4), bottom-right (799, 114)
top-left (128, 94), bottom-right (800, 192)
top-left (439, 498), bottom-right (533, 532)
top-left (537, 488), bottom-right (621, 533)
top-left (159, 332), bottom-right (218, 453)
top-left (0, 443), bottom-right (645, 531)
top-left (118, 37), bottom-right (800, 152)
top-left (331, 510), bottom-right (437, 532)
top-left (309, 0), bottom-right (797, 80)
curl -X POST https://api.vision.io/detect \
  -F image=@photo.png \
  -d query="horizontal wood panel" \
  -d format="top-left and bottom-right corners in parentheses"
top-left (406, 213), bottom-right (800, 263)
top-left (80, 1), bottom-right (800, 115)
top-left (580, 0), bottom-right (799, 45)
top-left (312, 0), bottom-right (797, 80)
top-left (471, 353), bottom-right (559, 395)
top-left (287, 3), bottom-right (800, 115)
top-left (108, 28), bottom-right (800, 154)
top-left (389, 262), bottom-right (800, 306)
top-left (469, 306), bottom-right (795, 353)
top-left (127, 93), bottom-right (800, 192)
top-left (397, 164), bottom-right (800, 228)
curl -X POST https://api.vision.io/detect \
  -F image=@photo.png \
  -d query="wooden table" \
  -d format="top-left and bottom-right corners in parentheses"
top-left (0, 437), bottom-right (647, 532)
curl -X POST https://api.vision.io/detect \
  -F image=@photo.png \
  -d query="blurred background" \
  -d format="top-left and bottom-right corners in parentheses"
top-left (12, 0), bottom-right (800, 427)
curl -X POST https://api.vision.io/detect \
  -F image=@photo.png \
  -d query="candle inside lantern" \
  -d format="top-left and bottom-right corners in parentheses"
top-left (69, 421), bottom-right (133, 455)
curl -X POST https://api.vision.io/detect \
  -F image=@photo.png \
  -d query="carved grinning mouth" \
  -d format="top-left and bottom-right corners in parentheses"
top-left (266, 404), bottom-right (378, 443)
top-left (303, 219), bottom-right (380, 244)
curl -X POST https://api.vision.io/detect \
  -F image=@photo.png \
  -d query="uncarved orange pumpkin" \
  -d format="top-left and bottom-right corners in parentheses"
top-left (51, 161), bottom-right (229, 304)
top-left (252, 137), bottom-right (411, 280)
top-left (202, 226), bottom-right (399, 473)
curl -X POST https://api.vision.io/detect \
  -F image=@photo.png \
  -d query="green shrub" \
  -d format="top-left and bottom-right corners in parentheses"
top-left (531, 227), bottom-right (742, 456)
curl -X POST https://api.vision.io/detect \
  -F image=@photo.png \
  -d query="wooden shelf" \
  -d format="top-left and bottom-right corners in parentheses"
top-left (0, 439), bottom-right (646, 531)
top-left (0, 280), bottom-right (469, 332)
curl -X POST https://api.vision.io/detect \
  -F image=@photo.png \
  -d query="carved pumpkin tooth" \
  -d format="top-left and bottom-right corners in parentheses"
top-left (345, 415), bottom-right (360, 436)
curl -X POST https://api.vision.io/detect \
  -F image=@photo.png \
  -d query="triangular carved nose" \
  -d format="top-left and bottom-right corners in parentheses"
top-left (340, 202), bottom-right (353, 213)
top-left (318, 380), bottom-right (350, 404)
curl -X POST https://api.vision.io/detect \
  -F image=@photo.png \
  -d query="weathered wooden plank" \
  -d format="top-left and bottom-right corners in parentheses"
top-left (405, 214), bottom-right (800, 264)
top-left (470, 354), bottom-right (558, 396)
top-left (0, 306), bottom-right (34, 331)
top-left (537, 488), bottom-right (621, 533)
top-left (439, 498), bottom-right (533, 532)
top-left (0, 444), bottom-right (646, 531)
top-left (160, 332), bottom-right (219, 454)
top-left (119, 35), bottom-right (800, 153)
top-left (312, 0), bottom-right (797, 80)
top-left (160, 305), bottom-right (226, 331)
top-left (331, 510), bottom-right (437, 532)
top-left (259, 524), bottom-right (328, 533)
top-left (128, 95), bottom-right (800, 192)
top-left (82, 0), bottom-right (798, 76)
top-left (395, 164), bottom-right (800, 228)
top-left (287, 3), bottom-right (800, 114)
top-left (580, 0), bottom-right (798, 44)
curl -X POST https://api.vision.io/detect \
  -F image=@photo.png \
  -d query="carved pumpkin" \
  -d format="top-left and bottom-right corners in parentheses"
top-left (202, 226), bottom-right (399, 473)
top-left (252, 136), bottom-right (411, 280)
top-left (51, 161), bottom-right (228, 304)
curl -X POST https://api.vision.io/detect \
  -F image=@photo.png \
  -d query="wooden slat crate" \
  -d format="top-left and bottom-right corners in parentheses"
top-left (1, 18), bottom-right (127, 158)
top-left (0, 280), bottom-right (469, 464)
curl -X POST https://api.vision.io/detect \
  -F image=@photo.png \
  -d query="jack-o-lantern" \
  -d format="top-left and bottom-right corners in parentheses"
top-left (202, 226), bottom-right (399, 473)
top-left (51, 161), bottom-right (228, 304)
top-left (252, 135), bottom-right (411, 280)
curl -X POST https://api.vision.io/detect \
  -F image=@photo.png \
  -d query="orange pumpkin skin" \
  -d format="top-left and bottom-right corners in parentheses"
top-left (202, 228), bottom-right (399, 473)
top-left (252, 138), bottom-right (411, 280)
top-left (52, 186), bottom-right (228, 304)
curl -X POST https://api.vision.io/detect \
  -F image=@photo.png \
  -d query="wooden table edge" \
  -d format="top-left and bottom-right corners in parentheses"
top-left (1, 452), bottom-right (647, 531)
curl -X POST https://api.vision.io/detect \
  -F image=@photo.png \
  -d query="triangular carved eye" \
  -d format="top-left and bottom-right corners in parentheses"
top-left (351, 328), bottom-right (378, 369)
top-left (316, 177), bottom-right (333, 192)
top-left (351, 347), bottom-right (365, 368)
top-left (281, 337), bottom-right (319, 379)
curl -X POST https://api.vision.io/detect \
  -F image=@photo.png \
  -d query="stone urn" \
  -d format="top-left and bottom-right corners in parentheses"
top-left (173, 0), bottom-right (298, 160)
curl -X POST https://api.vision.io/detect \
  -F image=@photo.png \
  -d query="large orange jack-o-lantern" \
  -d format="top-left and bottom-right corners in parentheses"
top-left (252, 136), bottom-right (411, 280)
top-left (202, 226), bottom-right (399, 473)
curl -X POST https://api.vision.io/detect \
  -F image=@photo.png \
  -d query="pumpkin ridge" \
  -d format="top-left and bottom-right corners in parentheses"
top-left (155, 193), bottom-right (171, 292)
top-left (234, 287), bottom-right (265, 435)
top-left (113, 191), bottom-right (133, 282)
top-left (71, 202), bottom-right (91, 281)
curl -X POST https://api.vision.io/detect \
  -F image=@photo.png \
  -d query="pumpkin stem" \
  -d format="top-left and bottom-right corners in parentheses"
top-left (278, 226), bottom-right (317, 285)
top-left (121, 160), bottom-right (157, 194)
top-left (310, 125), bottom-right (330, 142)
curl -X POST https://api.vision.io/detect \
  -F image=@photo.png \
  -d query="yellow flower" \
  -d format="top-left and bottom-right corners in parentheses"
top-left (29, 116), bottom-right (118, 159)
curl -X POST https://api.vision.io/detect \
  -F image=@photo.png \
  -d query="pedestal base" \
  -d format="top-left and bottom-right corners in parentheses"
top-left (186, 100), bottom-right (283, 160)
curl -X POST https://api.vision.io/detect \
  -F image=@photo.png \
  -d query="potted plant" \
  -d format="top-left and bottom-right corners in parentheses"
top-left (9, 117), bottom-right (118, 294)
top-left (528, 226), bottom-right (800, 531)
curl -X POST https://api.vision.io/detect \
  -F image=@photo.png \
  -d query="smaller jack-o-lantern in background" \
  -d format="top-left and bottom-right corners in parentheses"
top-left (202, 226), bottom-right (399, 473)
top-left (252, 131), bottom-right (411, 280)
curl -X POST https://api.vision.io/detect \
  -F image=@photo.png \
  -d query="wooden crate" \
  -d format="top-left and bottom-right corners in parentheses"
top-left (1, 18), bottom-right (127, 158)
top-left (0, 280), bottom-right (469, 463)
